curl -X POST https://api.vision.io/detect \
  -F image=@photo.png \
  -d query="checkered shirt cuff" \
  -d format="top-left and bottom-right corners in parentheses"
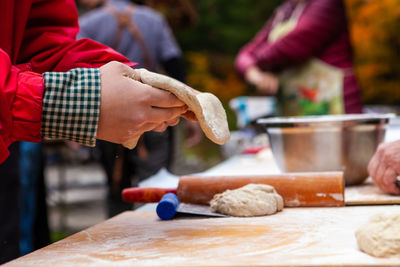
top-left (41, 68), bottom-right (101, 147)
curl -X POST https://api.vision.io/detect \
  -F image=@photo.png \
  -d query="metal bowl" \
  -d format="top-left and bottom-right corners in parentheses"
top-left (257, 114), bottom-right (395, 185)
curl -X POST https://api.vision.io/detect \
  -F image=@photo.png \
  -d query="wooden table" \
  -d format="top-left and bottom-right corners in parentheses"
top-left (6, 149), bottom-right (400, 266)
top-left (6, 205), bottom-right (400, 266)
top-left (205, 151), bottom-right (400, 205)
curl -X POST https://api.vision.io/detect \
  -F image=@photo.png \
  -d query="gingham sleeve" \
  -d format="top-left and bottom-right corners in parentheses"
top-left (41, 68), bottom-right (101, 146)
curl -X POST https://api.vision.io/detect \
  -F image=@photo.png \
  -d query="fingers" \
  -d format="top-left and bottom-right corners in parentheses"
top-left (269, 77), bottom-right (279, 94)
top-left (368, 143), bottom-right (400, 195)
top-left (103, 62), bottom-right (185, 108)
top-left (166, 117), bottom-right (181, 127)
top-left (98, 62), bottom-right (200, 145)
top-left (140, 117), bottom-right (181, 133)
top-left (381, 168), bottom-right (400, 195)
top-left (101, 61), bottom-right (136, 77)
top-left (181, 110), bottom-right (198, 121)
top-left (257, 83), bottom-right (276, 95)
top-left (255, 74), bottom-right (279, 95)
top-left (145, 105), bottom-right (187, 123)
top-left (153, 117), bottom-right (181, 132)
top-left (154, 117), bottom-right (181, 131)
top-left (145, 84), bottom-right (186, 108)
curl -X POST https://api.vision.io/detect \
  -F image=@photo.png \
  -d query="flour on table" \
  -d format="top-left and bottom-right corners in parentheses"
top-left (210, 184), bottom-right (283, 217)
top-left (355, 213), bottom-right (400, 258)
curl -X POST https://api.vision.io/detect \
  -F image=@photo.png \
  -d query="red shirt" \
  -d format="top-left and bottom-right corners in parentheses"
top-left (235, 0), bottom-right (363, 114)
top-left (0, 0), bottom-right (131, 163)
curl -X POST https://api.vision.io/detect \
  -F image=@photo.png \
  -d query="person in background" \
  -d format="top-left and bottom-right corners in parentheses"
top-left (0, 144), bottom-right (20, 263)
top-left (18, 141), bottom-right (46, 255)
top-left (368, 140), bottom-right (400, 195)
top-left (78, 0), bottom-right (197, 217)
top-left (0, 0), bottom-right (192, 263)
top-left (235, 0), bottom-right (363, 116)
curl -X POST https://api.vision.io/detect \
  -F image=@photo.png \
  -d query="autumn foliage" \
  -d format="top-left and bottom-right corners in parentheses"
top-left (345, 0), bottom-right (400, 104)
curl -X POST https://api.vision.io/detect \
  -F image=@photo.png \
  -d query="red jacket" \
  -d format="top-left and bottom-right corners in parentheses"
top-left (0, 0), bottom-right (131, 163)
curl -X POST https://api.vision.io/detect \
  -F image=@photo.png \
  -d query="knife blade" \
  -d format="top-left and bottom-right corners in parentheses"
top-left (156, 193), bottom-right (226, 220)
top-left (177, 203), bottom-right (226, 217)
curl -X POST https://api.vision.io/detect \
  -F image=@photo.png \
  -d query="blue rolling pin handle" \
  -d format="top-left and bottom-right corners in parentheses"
top-left (156, 193), bottom-right (180, 220)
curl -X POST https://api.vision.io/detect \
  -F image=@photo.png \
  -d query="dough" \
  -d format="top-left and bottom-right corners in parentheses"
top-left (123, 68), bottom-right (230, 149)
top-left (355, 213), bottom-right (400, 258)
top-left (210, 184), bottom-right (284, 217)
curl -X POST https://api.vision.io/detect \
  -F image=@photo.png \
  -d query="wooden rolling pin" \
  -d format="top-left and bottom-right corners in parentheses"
top-left (122, 172), bottom-right (344, 207)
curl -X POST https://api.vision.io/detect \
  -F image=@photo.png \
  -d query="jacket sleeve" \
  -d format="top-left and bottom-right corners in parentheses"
top-left (0, 49), bottom-right (44, 163)
top-left (17, 0), bottom-right (132, 73)
top-left (235, 19), bottom-right (273, 77)
top-left (1, 0), bottom-right (136, 163)
top-left (235, 0), bottom-right (346, 74)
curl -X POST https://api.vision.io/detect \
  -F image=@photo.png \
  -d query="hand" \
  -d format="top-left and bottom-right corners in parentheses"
top-left (96, 61), bottom-right (188, 144)
top-left (367, 140), bottom-right (400, 195)
top-left (244, 66), bottom-right (279, 95)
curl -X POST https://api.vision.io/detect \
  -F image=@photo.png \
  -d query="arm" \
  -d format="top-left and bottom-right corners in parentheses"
top-left (236, 0), bottom-right (346, 73)
top-left (18, 0), bottom-right (131, 73)
top-left (0, 0), bottom-right (187, 164)
top-left (235, 20), bottom-right (273, 77)
top-left (0, 49), bottom-right (44, 163)
top-left (0, 56), bottom-right (187, 164)
top-left (235, 22), bottom-right (279, 95)
top-left (244, 66), bottom-right (279, 95)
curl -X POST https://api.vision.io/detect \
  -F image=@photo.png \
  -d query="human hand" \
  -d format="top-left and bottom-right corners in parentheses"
top-left (367, 140), bottom-right (400, 195)
top-left (244, 66), bottom-right (279, 95)
top-left (96, 61), bottom-right (188, 145)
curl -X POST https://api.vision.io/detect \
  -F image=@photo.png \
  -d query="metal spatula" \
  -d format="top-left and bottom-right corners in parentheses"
top-left (156, 193), bottom-right (226, 220)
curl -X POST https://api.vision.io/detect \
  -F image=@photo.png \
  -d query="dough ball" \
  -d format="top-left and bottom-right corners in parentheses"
top-left (355, 213), bottom-right (400, 258)
top-left (210, 184), bottom-right (284, 217)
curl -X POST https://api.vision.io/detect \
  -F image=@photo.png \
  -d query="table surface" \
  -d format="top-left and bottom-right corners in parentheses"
top-left (6, 205), bottom-right (400, 267)
top-left (7, 144), bottom-right (400, 266)
top-left (204, 150), bottom-right (400, 205)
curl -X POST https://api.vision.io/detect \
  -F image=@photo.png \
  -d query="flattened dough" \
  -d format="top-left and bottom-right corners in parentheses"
top-left (355, 213), bottom-right (400, 258)
top-left (210, 184), bottom-right (284, 217)
top-left (123, 68), bottom-right (230, 149)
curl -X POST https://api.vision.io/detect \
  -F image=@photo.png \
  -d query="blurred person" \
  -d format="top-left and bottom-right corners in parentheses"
top-left (18, 142), bottom-right (44, 255)
top-left (77, 0), bottom-right (103, 12)
top-left (18, 141), bottom-right (51, 256)
top-left (368, 140), bottom-right (400, 195)
top-left (0, 0), bottom-right (192, 263)
top-left (235, 0), bottom-right (363, 116)
top-left (0, 144), bottom-right (20, 263)
top-left (78, 0), bottom-right (201, 217)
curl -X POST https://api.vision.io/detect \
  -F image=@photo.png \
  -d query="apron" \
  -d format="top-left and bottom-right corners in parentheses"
top-left (269, 2), bottom-right (345, 116)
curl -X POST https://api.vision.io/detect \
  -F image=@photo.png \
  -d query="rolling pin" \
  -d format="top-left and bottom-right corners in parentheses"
top-left (122, 172), bottom-right (345, 207)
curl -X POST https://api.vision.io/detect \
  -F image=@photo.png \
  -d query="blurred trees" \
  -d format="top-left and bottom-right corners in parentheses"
top-left (177, 1), bottom-right (281, 129)
top-left (175, 1), bottom-right (281, 55)
top-left (152, 0), bottom-right (281, 105)
top-left (146, 1), bottom-right (281, 165)
top-left (345, 0), bottom-right (400, 105)
top-left (178, 0), bottom-right (400, 106)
